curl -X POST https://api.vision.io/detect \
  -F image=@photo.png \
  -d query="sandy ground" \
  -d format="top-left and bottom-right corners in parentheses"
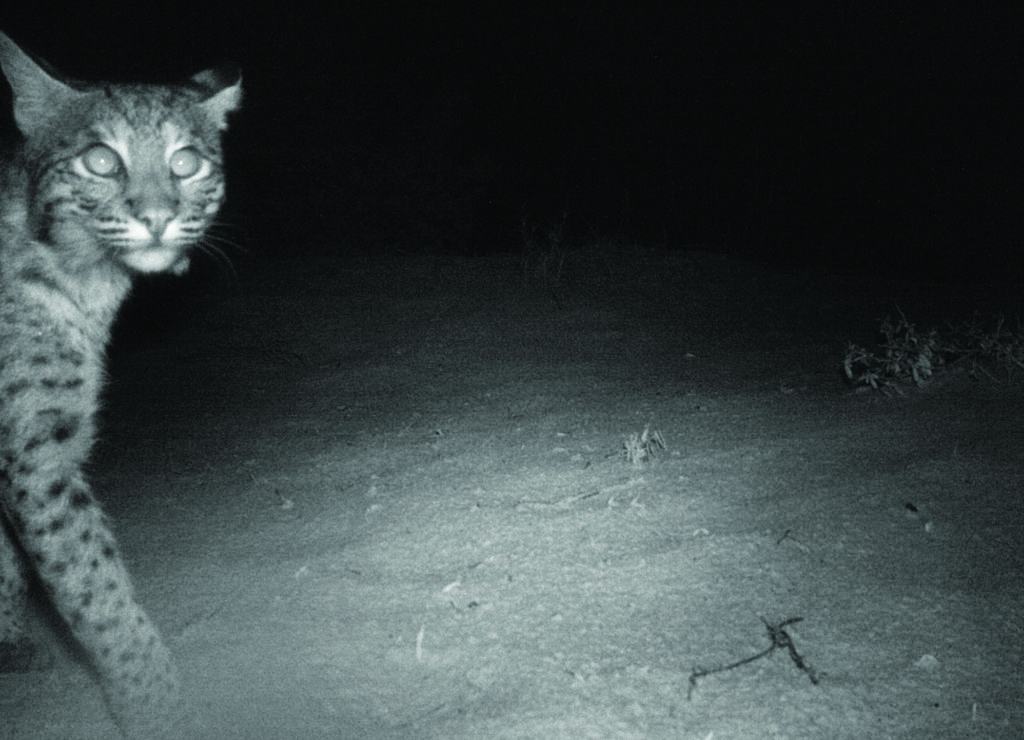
top-left (2, 250), bottom-right (1022, 739)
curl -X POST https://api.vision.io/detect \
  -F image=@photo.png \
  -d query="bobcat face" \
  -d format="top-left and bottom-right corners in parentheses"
top-left (16, 74), bottom-right (240, 276)
top-left (64, 122), bottom-right (221, 274)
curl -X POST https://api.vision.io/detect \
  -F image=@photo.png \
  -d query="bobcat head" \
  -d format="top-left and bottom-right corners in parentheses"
top-left (0, 32), bottom-right (241, 275)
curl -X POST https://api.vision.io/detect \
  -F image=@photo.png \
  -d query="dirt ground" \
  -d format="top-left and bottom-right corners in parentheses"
top-left (2, 250), bottom-right (1022, 739)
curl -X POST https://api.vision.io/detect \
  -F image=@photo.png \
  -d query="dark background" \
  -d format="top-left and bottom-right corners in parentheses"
top-left (1, 3), bottom-right (1022, 283)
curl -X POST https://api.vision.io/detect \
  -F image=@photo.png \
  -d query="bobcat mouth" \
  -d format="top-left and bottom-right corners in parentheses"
top-left (112, 214), bottom-right (200, 273)
top-left (120, 241), bottom-right (188, 274)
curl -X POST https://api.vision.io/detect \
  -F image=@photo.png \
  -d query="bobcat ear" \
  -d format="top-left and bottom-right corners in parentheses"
top-left (0, 31), bottom-right (84, 136)
top-left (192, 66), bottom-right (242, 131)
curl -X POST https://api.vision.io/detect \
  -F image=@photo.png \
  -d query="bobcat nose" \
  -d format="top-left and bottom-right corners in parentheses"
top-left (136, 207), bottom-right (175, 238)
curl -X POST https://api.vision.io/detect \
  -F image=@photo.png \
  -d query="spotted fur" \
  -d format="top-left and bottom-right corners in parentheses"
top-left (0, 32), bottom-right (239, 737)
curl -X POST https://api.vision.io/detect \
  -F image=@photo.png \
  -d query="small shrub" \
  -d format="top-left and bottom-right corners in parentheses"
top-left (623, 426), bottom-right (666, 465)
top-left (946, 313), bottom-right (1024, 383)
top-left (844, 311), bottom-right (939, 392)
top-left (521, 211), bottom-right (569, 285)
top-left (844, 310), bottom-right (1024, 392)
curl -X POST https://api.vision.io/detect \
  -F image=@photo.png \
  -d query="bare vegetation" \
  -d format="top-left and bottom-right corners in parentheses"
top-left (844, 309), bottom-right (1024, 393)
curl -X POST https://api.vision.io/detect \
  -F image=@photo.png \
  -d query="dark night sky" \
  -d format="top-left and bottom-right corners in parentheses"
top-left (2, 3), bottom-right (1022, 281)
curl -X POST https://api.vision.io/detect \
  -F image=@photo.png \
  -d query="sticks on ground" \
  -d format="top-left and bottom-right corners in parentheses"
top-left (688, 616), bottom-right (819, 699)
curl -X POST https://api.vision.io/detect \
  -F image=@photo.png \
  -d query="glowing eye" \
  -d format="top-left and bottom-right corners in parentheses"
top-left (169, 147), bottom-right (202, 178)
top-left (82, 145), bottom-right (121, 176)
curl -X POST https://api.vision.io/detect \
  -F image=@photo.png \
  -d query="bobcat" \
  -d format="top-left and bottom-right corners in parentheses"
top-left (0, 32), bottom-right (240, 737)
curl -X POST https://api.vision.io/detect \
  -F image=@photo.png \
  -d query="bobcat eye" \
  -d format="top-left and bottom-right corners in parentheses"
top-left (169, 147), bottom-right (202, 178)
top-left (82, 145), bottom-right (122, 177)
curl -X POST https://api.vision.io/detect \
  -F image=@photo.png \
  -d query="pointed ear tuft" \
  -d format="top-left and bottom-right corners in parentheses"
top-left (192, 66), bottom-right (242, 131)
top-left (0, 31), bottom-right (83, 136)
